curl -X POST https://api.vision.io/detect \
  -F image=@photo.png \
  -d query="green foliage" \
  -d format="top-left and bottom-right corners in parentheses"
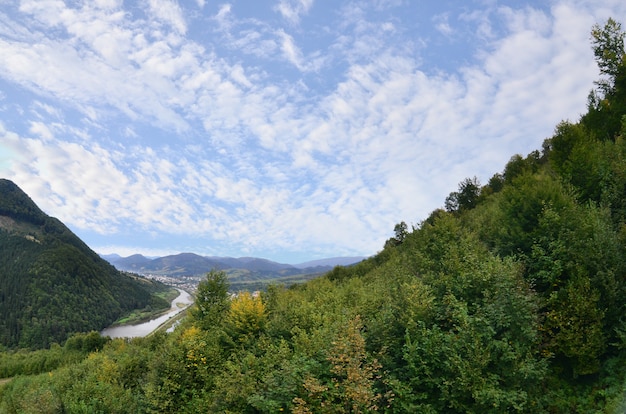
top-left (392, 215), bottom-right (545, 413)
top-left (445, 176), bottom-right (481, 213)
top-left (64, 331), bottom-right (110, 353)
top-left (524, 202), bottom-right (625, 377)
top-left (0, 231), bottom-right (41, 348)
top-left (502, 151), bottom-right (546, 184)
top-left (384, 221), bottom-right (409, 248)
top-left (591, 18), bottom-right (625, 88)
top-left (0, 343), bottom-right (83, 378)
top-left (582, 18), bottom-right (626, 141)
top-left (0, 374), bottom-right (64, 414)
top-left (0, 179), bottom-right (47, 225)
top-left (479, 171), bottom-right (574, 256)
top-left (190, 270), bottom-right (230, 331)
top-left (293, 316), bottom-right (383, 413)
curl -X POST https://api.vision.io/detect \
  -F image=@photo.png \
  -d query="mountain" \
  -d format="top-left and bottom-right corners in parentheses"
top-left (213, 256), bottom-right (295, 272)
top-left (108, 253), bottom-right (225, 275)
top-left (0, 179), bottom-right (170, 349)
top-left (99, 253), bottom-right (122, 262)
top-left (113, 254), bottom-right (160, 271)
top-left (149, 253), bottom-right (226, 275)
top-left (105, 252), bottom-right (364, 280)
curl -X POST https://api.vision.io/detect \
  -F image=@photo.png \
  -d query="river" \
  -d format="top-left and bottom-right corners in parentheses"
top-left (101, 289), bottom-right (194, 339)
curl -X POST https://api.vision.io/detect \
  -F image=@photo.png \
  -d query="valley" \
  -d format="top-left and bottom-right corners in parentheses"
top-left (101, 289), bottom-right (194, 339)
top-left (103, 252), bottom-right (364, 292)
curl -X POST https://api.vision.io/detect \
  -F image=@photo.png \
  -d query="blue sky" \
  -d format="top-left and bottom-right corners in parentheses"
top-left (1, 0), bottom-right (624, 263)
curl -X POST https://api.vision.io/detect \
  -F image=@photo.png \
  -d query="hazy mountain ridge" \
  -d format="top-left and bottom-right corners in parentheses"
top-left (293, 256), bottom-right (366, 268)
top-left (103, 252), bottom-right (365, 279)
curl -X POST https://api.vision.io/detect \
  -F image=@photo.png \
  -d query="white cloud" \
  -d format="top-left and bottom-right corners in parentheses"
top-left (277, 29), bottom-right (305, 69)
top-left (214, 3), bottom-right (232, 28)
top-left (1, 1), bottom-right (626, 261)
top-left (275, 0), bottom-right (314, 25)
top-left (433, 13), bottom-right (454, 37)
top-left (28, 121), bottom-right (54, 140)
top-left (147, 0), bottom-right (187, 34)
top-left (0, 8), bottom-right (192, 131)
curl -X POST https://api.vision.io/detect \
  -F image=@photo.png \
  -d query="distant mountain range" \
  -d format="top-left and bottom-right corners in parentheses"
top-left (101, 252), bottom-right (364, 279)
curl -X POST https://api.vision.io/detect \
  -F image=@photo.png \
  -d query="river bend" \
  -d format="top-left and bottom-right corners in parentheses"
top-left (101, 289), bottom-right (193, 339)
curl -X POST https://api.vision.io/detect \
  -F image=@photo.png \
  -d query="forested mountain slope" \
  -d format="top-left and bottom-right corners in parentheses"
top-left (2, 18), bottom-right (626, 413)
top-left (0, 179), bottom-right (170, 349)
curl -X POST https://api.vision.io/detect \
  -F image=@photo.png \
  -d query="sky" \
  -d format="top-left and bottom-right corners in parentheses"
top-left (1, 0), bottom-right (625, 264)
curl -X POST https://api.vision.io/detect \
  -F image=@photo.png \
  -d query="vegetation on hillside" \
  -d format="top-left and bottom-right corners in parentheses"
top-left (0, 180), bottom-right (172, 350)
top-left (2, 18), bottom-right (626, 413)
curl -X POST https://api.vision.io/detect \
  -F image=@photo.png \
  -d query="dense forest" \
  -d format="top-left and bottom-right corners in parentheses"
top-left (2, 18), bottom-right (626, 413)
top-left (0, 179), bottom-right (172, 350)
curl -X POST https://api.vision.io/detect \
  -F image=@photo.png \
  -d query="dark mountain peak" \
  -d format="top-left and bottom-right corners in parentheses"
top-left (0, 179), bottom-right (47, 225)
top-left (0, 178), bottom-right (21, 193)
top-left (0, 179), bottom-right (94, 255)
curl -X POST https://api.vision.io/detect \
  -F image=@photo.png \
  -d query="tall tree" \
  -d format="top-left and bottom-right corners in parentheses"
top-left (192, 270), bottom-right (230, 331)
top-left (591, 18), bottom-right (625, 88)
top-left (445, 177), bottom-right (481, 213)
top-left (584, 18), bottom-right (626, 140)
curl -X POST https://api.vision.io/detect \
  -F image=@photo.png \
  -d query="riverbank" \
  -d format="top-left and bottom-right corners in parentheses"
top-left (152, 305), bottom-right (190, 335)
top-left (109, 287), bottom-right (180, 327)
top-left (101, 289), bottom-right (194, 339)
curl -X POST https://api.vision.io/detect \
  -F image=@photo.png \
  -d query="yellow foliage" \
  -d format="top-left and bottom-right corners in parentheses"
top-left (228, 291), bottom-right (267, 337)
top-left (180, 325), bottom-right (209, 369)
top-left (181, 325), bottom-right (201, 341)
top-left (328, 315), bottom-right (382, 412)
top-left (293, 316), bottom-right (383, 413)
top-left (96, 355), bottom-right (120, 384)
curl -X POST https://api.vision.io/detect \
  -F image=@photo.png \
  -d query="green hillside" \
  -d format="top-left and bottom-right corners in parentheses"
top-left (0, 179), bottom-right (171, 350)
top-left (2, 18), bottom-right (626, 413)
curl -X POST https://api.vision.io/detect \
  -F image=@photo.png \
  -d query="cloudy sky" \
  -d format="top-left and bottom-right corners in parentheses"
top-left (0, 0), bottom-right (624, 263)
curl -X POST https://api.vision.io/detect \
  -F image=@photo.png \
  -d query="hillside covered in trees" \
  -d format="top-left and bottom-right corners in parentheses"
top-left (0, 179), bottom-right (172, 350)
top-left (2, 18), bottom-right (626, 413)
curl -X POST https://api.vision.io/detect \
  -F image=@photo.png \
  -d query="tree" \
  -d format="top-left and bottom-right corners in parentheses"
top-left (226, 291), bottom-right (267, 343)
top-left (191, 270), bottom-right (230, 331)
top-left (487, 173), bottom-right (504, 194)
top-left (384, 221), bottom-right (410, 248)
top-left (584, 18), bottom-right (626, 140)
top-left (445, 177), bottom-right (481, 213)
top-left (293, 316), bottom-right (382, 413)
top-left (394, 221), bottom-right (408, 244)
top-left (591, 18), bottom-right (625, 88)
